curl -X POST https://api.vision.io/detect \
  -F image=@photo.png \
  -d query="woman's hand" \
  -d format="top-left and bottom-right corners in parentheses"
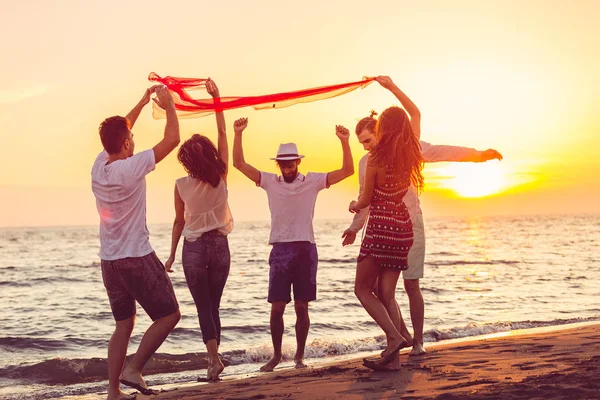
top-left (165, 255), bottom-right (175, 272)
top-left (375, 75), bottom-right (396, 91)
top-left (206, 78), bottom-right (220, 98)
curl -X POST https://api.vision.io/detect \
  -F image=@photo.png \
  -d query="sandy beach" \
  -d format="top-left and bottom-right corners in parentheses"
top-left (141, 323), bottom-right (600, 400)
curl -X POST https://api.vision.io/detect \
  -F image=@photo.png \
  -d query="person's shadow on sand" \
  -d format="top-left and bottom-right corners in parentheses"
top-left (342, 354), bottom-right (425, 399)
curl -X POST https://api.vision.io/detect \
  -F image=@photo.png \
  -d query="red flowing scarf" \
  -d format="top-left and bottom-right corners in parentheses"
top-left (148, 72), bottom-right (375, 119)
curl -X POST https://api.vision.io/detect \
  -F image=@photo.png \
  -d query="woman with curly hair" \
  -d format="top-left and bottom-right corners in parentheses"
top-left (349, 76), bottom-right (424, 371)
top-left (165, 79), bottom-right (232, 382)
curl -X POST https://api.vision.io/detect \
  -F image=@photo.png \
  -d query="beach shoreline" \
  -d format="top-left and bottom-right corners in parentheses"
top-left (134, 321), bottom-right (600, 400)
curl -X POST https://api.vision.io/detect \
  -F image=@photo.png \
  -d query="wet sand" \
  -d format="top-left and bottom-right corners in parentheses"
top-left (145, 322), bottom-right (600, 400)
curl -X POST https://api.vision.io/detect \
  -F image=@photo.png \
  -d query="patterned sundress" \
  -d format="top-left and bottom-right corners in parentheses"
top-left (358, 166), bottom-right (414, 269)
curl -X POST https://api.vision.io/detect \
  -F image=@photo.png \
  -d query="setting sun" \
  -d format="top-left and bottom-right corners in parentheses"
top-left (439, 162), bottom-right (507, 198)
top-left (1, 2), bottom-right (600, 400)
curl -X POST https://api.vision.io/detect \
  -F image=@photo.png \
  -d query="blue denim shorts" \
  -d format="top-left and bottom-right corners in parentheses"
top-left (268, 242), bottom-right (318, 303)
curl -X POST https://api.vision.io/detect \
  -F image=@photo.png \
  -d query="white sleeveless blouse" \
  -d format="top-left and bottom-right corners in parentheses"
top-left (176, 176), bottom-right (233, 239)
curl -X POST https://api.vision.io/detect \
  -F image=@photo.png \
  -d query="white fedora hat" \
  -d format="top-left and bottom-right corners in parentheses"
top-left (270, 143), bottom-right (305, 161)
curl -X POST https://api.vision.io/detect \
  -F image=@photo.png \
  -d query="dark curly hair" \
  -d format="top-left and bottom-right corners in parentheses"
top-left (99, 116), bottom-right (130, 154)
top-left (370, 106), bottom-right (424, 193)
top-left (177, 134), bottom-right (226, 188)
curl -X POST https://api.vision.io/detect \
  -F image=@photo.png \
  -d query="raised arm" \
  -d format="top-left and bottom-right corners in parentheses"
top-left (206, 79), bottom-right (228, 178)
top-left (165, 184), bottom-right (185, 272)
top-left (326, 125), bottom-right (354, 186)
top-left (421, 141), bottom-right (503, 163)
top-left (349, 162), bottom-right (376, 212)
top-left (125, 85), bottom-right (161, 128)
top-left (376, 76), bottom-right (421, 139)
top-left (151, 86), bottom-right (181, 164)
top-left (232, 118), bottom-right (261, 184)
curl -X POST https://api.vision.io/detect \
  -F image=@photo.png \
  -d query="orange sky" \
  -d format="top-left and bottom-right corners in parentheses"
top-left (0, 0), bottom-right (599, 227)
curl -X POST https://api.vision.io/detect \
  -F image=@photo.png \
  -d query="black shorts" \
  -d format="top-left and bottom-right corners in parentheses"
top-left (101, 252), bottom-right (179, 321)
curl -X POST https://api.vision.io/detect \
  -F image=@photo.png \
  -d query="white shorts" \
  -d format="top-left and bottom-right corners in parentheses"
top-left (403, 213), bottom-right (425, 280)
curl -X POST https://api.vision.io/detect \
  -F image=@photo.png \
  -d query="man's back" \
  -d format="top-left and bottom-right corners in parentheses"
top-left (91, 149), bottom-right (156, 260)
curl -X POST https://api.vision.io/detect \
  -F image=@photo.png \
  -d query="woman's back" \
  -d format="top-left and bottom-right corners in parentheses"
top-left (176, 176), bottom-right (233, 239)
top-left (372, 164), bottom-right (411, 204)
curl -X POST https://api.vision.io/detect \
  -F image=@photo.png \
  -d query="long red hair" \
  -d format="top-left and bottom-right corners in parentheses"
top-left (370, 106), bottom-right (424, 193)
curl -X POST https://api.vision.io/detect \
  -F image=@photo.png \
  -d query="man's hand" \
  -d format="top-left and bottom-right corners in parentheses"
top-left (165, 255), bottom-right (175, 273)
top-left (349, 200), bottom-right (360, 213)
top-left (375, 75), bottom-right (395, 91)
top-left (153, 86), bottom-right (175, 110)
top-left (479, 149), bottom-right (503, 162)
top-left (342, 229), bottom-right (357, 246)
top-left (126, 85), bottom-right (163, 127)
top-left (206, 78), bottom-right (220, 98)
top-left (335, 125), bottom-right (350, 142)
top-left (141, 85), bottom-right (162, 106)
top-left (234, 117), bottom-right (248, 134)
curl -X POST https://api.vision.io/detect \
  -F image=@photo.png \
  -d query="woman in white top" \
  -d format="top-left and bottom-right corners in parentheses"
top-left (165, 79), bottom-right (233, 382)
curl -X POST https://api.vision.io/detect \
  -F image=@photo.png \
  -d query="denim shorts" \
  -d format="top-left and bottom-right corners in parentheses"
top-left (404, 213), bottom-right (425, 280)
top-left (101, 252), bottom-right (179, 321)
top-left (268, 242), bottom-right (318, 303)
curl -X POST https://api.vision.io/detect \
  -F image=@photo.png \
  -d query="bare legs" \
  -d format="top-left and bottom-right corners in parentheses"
top-left (373, 278), bottom-right (426, 356)
top-left (206, 339), bottom-right (224, 381)
top-left (117, 310), bottom-right (181, 396)
top-left (404, 279), bottom-right (426, 354)
top-left (107, 317), bottom-right (135, 400)
top-left (293, 300), bottom-right (310, 368)
top-left (260, 300), bottom-right (311, 372)
top-left (354, 256), bottom-right (405, 367)
top-left (373, 280), bottom-right (413, 346)
top-left (260, 302), bottom-right (285, 372)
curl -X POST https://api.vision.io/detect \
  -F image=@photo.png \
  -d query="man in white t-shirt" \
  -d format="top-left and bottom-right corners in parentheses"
top-left (91, 85), bottom-right (181, 400)
top-left (232, 117), bottom-right (354, 372)
top-left (343, 119), bottom-right (502, 356)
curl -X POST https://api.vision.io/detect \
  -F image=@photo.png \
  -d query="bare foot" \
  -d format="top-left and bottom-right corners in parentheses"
top-left (381, 338), bottom-right (411, 358)
top-left (259, 355), bottom-right (282, 372)
top-left (363, 353), bottom-right (401, 371)
top-left (294, 358), bottom-right (308, 369)
top-left (409, 342), bottom-right (426, 356)
top-left (399, 327), bottom-right (413, 343)
top-left (378, 337), bottom-right (409, 365)
top-left (363, 361), bottom-right (401, 371)
top-left (119, 367), bottom-right (157, 396)
top-left (208, 359), bottom-right (225, 381)
top-left (107, 389), bottom-right (136, 400)
top-left (387, 353), bottom-right (401, 370)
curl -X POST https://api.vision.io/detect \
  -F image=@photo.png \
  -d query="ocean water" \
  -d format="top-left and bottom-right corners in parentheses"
top-left (0, 214), bottom-right (599, 399)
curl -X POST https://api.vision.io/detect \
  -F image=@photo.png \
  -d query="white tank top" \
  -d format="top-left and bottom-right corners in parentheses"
top-left (176, 176), bottom-right (234, 239)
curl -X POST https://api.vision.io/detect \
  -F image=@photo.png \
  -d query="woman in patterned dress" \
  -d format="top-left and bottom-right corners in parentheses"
top-left (350, 102), bottom-right (424, 370)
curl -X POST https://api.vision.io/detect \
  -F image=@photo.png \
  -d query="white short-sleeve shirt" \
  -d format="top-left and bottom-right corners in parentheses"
top-left (259, 172), bottom-right (328, 244)
top-left (91, 150), bottom-right (156, 260)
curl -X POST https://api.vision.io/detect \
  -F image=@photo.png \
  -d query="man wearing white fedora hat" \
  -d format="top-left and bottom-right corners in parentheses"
top-left (233, 117), bottom-right (354, 372)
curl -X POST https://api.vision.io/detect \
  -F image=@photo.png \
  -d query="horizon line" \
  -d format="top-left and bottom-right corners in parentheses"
top-left (1, 211), bottom-right (598, 230)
